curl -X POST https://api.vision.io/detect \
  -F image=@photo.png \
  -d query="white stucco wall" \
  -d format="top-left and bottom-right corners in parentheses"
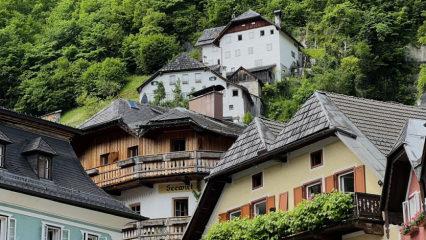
top-left (278, 32), bottom-right (301, 76)
top-left (116, 181), bottom-right (204, 219)
top-left (202, 45), bottom-right (221, 66)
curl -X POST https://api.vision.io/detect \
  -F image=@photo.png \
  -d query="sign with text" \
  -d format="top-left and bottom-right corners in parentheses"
top-left (158, 183), bottom-right (197, 193)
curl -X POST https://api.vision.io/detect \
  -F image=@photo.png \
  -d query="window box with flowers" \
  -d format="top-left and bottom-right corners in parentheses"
top-left (400, 212), bottom-right (425, 237)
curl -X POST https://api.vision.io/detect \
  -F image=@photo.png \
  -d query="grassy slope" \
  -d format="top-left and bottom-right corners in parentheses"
top-left (60, 75), bottom-right (147, 127)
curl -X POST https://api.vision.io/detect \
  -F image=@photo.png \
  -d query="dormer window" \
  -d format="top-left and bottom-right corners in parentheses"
top-left (38, 155), bottom-right (52, 180)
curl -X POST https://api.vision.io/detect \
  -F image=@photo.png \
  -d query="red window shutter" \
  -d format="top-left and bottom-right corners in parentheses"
top-left (279, 192), bottom-right (288, 211)
top-left (241, 204), bottom-right (251, 219)
top-left (218, 212), bottom-right (229, 222)
top-left (354, 165), bottom-right (366, 193)
top-left (294, 186), bottom-right (304, 206)
top-left (266, 196), bottom-right (276, 213)
top-left (325, 175), bottom-right (336, 193)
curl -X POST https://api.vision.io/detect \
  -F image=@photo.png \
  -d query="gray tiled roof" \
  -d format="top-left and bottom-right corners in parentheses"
top-left (0, 130), bottom-right (12, 143)
top-left (79, 99), bottom-right (163, 131)
top-left (232, 10), bottom-right (261, 22)
top-left (195, 26), bottom-right (226, 46)
top-left (0, 112), bottom-right (141, 220)
top-left (140, 108), bottom-right (244, 138)
top-left (22, 137), bottom-right (57, 155)
top-left (160, 53), bottom-right (206, 72)
top-left (210, 118), bottom-right (283, 175)
top-left (211, 91), bottom-right (426, 177)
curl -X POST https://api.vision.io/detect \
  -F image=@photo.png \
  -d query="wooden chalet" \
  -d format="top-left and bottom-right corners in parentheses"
top-left (72, 97), bottom-right (244, 240)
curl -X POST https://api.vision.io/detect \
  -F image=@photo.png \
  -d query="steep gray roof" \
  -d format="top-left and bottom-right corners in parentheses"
top-left (140, 108), bottom-right (244, 138)
top-left (195, 26), bottom-right (226, 46)
top-left (211, 91), bottom-right (426, 178)
top-left (22, 137), bottom-right (57, 155)
top-left (0, 109), bottom-right (142, 220)
top-left (232, 10), bottom-right (261, 22)
top-left (160, 53), bottom-right (205, 72)
top-left (210, 117), bottom-right (284, 175)
top-left (79, 99), bottom-right (163, 132)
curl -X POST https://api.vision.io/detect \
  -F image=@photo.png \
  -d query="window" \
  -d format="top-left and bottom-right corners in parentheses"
top-left (266, 43), bottom-right (272, 51)
top-left (195, 73), bottom-right (202, 83)
top-left (238, 35), bottom-right (242, 41)
top-left (232, 90), bottom-right (238, 97)
top-left (127, 146), bottom-right (139, 158)
top-left (169, 75), bottom-right (176, 85)
top-left (270, 29), bottom-right (274, 35)
top-left (38, 155), bottom-right (51, 180)
top-left (209, 76), bottom-right (217, 81)
top-left (310, 150), bottom-right (322, 168)
top-left (225, 51), bottom-right (231, 59)
top-left (229, 210), bottom-right (241, 220)
top-left (100, 153), bottom-right (109, 166)
top-left (182, 74), bottom-right (189, 84)
top-left (291, 51), bottom-right (296, 58)
top-left (403, 192), bottom-right (422, 223)
top-left (171, 139), bottom-right (186, 152)
top-left (84, 233), bottom-right (99, 240)
top-left (0, 144), bottom-right (5, 168)
top-left (252, 172), bottom-right (263, 189)
top-left (248, 47), bottom-right (254, 55)
top-left (249, 32), bottom-right (254, 39)
top-left (130, 203), bottom-right (141, 214)
top-left (150, 81), bottom-right (158, 86)
top-left (235, 49), bottom-right (241, 57)
top-left (306, 181), bottom-right (322, 200)
top-left (229, 105), bottom-right (234, 110)
top-left (260, 30), bottom-right (265, 36)
top-left (0, 216), bottom-right (7, 240)
top-left (338, 171), bottom-right (354, 193)
top-left (254, 59), bottom-right (262, 67)
top-left (253, 200), bottom-right (266, 216)
top-left (44, 225), bottom-right (61, 240)
top-left (174, 198), bottom-right (188, 217)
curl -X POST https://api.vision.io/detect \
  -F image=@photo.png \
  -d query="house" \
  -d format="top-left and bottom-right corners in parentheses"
top-left (0, 107), bottom-right (143, 240)
top-left (137, 53), bottom-right (262, 122)
top-left (72, 98), bottom-right (244, 239)
top-left (195, 10), bottom-right (305, 82)
top-left (181, 91), bottom-right (426, 240)
top-left (382, 119), bottom-right (426, 239)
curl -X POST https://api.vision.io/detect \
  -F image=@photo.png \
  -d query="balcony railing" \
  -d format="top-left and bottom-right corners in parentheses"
top-left (123, 216), bottom-right (191, 240)
top-left (352, 192), bottom-right (382, 222)
top-left (86, 150), bottom-right (223, 188)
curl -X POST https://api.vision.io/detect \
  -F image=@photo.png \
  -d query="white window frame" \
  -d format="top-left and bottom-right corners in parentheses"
top-left (41, 222), bottom-right (64, 240)
top-left (229, 210), bottom-right (241, 220)
top-left (182, 74), bottom-right (189, 84)
top-left (229, 105), bottom-right (234, 111)
top-left (338, 171), bottom-right (355, 193)
top-left (81, 231), bottom-right (101, 240)
top-left (306, 181), bottom-right (322, 200)
top-left (266, 43), bottom-right (272, 51)
top-left (194, 73), bottom-right (202, 83)
top-left (169, 75), bottom-right (176, 85)
top-left (402, 191), bottom-right (422, 223)
top-left (253, 200), bottom-right (267, 217)
top-left (0, 216), bottom-right (7, 240)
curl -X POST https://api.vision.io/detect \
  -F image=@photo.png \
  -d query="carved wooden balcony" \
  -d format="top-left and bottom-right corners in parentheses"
top-left (122, 216), bottom-right (191, 240)
top-left (86, 150), bottom-right (223, 189)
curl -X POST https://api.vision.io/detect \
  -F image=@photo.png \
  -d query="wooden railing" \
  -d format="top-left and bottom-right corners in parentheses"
top-left (353, 192), bottom-right (382, 222)
top-left (86, 150), bottom-right (223, 188)
top-left (123, 216), bottom-right (191, 240)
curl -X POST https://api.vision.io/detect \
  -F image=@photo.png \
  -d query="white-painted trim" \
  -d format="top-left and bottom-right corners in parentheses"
top-left (41, 222), bottom-right (63, 240)
top-left (0, 206), bottom-right (116, 237)
top-left (0, 215), bottom-right (7, 240)
top-left (81, 230), bottom-right (101, 240)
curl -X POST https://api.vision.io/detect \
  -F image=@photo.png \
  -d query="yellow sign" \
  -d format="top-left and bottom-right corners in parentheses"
top-left (158, 183), bottom-right (197, 193)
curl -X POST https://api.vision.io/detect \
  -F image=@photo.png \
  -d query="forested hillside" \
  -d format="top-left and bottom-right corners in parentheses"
top-left (0, 0), bottom-right (425, 121)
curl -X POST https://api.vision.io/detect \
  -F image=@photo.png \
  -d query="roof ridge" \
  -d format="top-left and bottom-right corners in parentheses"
top-left (253, 118), bottom-right (269, 151)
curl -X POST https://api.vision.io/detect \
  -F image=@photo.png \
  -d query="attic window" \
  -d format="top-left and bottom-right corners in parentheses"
top-left (38, 155), bottom-right (52, 180)
top-left (260, 30), bottom-right (265, 36)
top-left (238, 34), bottom-right (242, 41)
top-left (310, 150), bottom-right (323, 168)
top-left (0, 144), bottom-right (5, 168)
top-left (252, 172), bottom-right (263, 189)
top-left (270, 29), bottom-right (274, 35)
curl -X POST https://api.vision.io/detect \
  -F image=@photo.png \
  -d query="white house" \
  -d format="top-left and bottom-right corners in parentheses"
top-left (137, 53), bottom-right (262, 122)
top-left (195, 10), bottom-right (304, 82)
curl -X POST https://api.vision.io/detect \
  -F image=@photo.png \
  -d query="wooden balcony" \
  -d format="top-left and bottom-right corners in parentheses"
top-left (123, 216), bottom-right (191, 240)
top-left (284, 192), bottom-right (384, 240)
top-left (86, 150), bottom-right (223, 189)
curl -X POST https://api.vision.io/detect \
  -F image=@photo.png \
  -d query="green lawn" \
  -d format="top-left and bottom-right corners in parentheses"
top-left (60, 75), bottom-right (148, 127)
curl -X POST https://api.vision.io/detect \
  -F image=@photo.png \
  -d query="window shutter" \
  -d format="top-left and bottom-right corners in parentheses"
top-left (325, 175), bottom-right (336, 193)
top-left (266, 195), bottom-right (276, 213)
top-left (294, 186), bottom-right (304, 206)
top-left (279, 192), bottom-right (288, 211)
top-left (218, 213), bottom-right (228, 223)
top-left (8, 218), bottom-right (16, 240)
top-left (354, 165), bottom-right (366, 193)
top-left (62, 229), bottom-right (70, 240)
top-left (240, 203), bottom-right (251, 219)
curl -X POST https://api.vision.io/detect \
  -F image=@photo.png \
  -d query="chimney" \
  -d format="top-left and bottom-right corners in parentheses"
top-left (189, 85), bottom-right (224, 119)
top-left (274, 10), bottom-right (282, 29)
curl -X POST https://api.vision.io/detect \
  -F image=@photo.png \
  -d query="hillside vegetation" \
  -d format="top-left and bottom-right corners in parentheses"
top-left (0, 0), bottom-right (425, 122)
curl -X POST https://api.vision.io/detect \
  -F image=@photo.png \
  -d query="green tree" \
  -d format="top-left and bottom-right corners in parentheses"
top-left (242, 112), bottom-right (254, 124)
top-left (152, 81), bottom-right (166, 105)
